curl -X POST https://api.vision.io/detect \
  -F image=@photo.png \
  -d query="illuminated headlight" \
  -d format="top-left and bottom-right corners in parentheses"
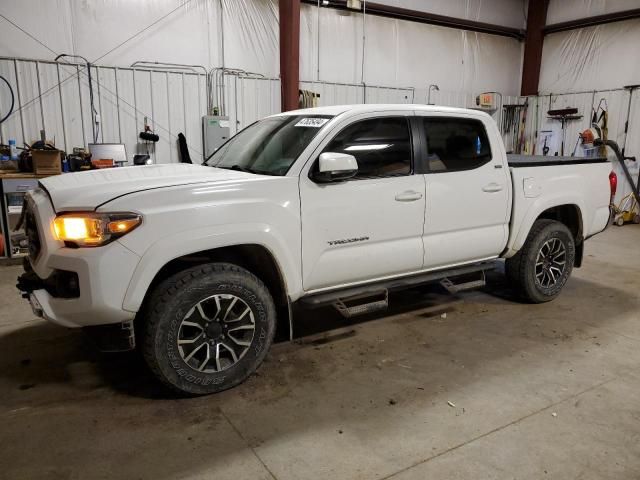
top-left (53, 212), bottom-right (142, 247)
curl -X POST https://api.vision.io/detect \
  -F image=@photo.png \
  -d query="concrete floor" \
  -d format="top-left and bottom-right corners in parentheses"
top-left (1, 225), bottom-right (639, 480)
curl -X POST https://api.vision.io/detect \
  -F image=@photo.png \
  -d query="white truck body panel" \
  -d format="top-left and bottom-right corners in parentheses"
top-left (39, 164), bottom-right (247, 211)
top-left (416, 109), bottom-right (512, 269)
top-left (298, 110), bottom-right (426, 291)
top-left (506, 162), bottom-right (612, 256)
top-left (105, 177), bottom-right (303, 312)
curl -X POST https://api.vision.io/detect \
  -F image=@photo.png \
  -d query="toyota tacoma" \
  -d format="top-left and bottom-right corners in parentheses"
top-left (17, 105), bottom-right (615, 395)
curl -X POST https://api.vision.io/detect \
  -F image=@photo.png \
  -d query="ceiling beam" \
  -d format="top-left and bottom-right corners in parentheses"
top-left (300, 0), bottom-right (525, 40)
top-left (545, 8), bottom-right (640, 35)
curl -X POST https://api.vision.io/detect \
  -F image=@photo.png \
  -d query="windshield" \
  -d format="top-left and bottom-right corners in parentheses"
top-left (206, 115), bottom-right (334, 176)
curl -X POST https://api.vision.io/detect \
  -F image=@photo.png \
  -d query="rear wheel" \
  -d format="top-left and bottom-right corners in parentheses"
top-left (140, 263), bottom-right (276, 395)
top-left (506, 219), bottom-right (575, 303)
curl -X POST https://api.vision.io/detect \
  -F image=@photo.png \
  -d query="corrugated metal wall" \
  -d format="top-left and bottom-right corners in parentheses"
top-left (0, 57), bottom-right (208, 163)
top-left (0, 57), bottom-right (416, 163)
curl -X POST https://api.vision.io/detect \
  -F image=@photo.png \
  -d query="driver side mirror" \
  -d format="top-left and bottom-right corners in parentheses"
top-left (312, 152), bottom-right (358, 183)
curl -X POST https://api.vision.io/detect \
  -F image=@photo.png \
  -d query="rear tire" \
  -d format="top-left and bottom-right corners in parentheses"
top-left (505, 219), bottom-right (575, 303)
top-left (140, 263), bottom-right (276, 396)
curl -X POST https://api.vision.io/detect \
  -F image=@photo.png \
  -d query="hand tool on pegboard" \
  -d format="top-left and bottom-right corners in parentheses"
top-left (502, 103), bottom-right (527, 153)
top-left (547, 107), bottom-right (582, 156)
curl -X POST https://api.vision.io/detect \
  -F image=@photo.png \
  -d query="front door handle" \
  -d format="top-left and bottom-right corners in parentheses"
top-left (482, 183), bottom-right (504, 193)
top-left (395, 190), bottom-right (423, 202)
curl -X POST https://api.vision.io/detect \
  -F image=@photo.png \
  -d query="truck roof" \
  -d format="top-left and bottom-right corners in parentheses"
top-left (275, 104), bottom-right (492, 118)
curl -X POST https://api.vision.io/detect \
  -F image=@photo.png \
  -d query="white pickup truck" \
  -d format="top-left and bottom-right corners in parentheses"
top-left (17, 104), bottom-right (615, 395)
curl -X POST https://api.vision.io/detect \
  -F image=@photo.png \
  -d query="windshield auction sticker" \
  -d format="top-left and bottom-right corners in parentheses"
top-left (295, 118), bottom-right (329, 128)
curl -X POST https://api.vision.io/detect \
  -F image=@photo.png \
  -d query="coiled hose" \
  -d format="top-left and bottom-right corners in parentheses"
top-left (0, 75), bottom-right (14, 124)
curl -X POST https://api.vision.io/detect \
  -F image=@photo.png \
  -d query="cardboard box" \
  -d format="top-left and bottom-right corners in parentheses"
top-left (31, 149), bottom-right (62, 175)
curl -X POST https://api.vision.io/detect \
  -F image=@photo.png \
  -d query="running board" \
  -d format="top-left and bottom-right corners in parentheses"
top-left (440, 271), bottom-right (486, 294)
top-left (333, 291), bottom-right (389, 318)
top-left (299, 261), bottom-right (497, 309)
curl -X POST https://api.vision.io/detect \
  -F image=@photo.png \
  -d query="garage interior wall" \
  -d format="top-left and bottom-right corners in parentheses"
top-left (0, 0), bottom-right (524, 163)
top-left (299, 3), bottom-right (523, 105)
top-left (517, 0), bottom-right (640, 203)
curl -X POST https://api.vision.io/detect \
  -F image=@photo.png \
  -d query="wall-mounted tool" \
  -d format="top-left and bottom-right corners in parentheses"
top-left (571, 98), bottom-right (610, 157)
top-left (502, 101), bottom-right (527, 154)
top-left (547, 107), bottom-right (582, 156)
top-left (542, 132), bottom-right (551, 155)
top-left (138, 117), bottom-right (159, 163)
top-left (592, 98), bottom-right (609, 157)
top-left (621, 84), bottom-right (640, 157)
top-left (139, 131), bottom-right (159, 142)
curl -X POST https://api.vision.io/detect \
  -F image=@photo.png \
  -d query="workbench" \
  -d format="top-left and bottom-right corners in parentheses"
top-left (0, 172), bottom-right (55, 258)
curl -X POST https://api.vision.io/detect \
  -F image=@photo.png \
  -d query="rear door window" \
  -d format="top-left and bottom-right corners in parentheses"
top-left (422, 118), bottom-right (492, 172)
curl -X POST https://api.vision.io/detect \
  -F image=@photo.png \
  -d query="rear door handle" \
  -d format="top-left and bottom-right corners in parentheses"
top-left (482, 183), bottom-right (504, 193)
top-left (395, 190), bottom-right (423, 202)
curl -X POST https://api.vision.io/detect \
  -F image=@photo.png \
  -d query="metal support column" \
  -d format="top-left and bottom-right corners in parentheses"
top-left (521, 0), bottom-right (549, 96)
top-left (279, 0), bottom-right (301, 112)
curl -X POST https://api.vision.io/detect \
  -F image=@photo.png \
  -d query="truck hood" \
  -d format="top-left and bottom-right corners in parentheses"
top-left (39, 164), bottom-right (253, 212)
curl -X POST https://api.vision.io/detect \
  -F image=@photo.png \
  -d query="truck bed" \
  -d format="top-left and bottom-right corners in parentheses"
top-left (507, 154), bottom-right (608, 168)
top-left (506, 158), bottom-right (612, 256)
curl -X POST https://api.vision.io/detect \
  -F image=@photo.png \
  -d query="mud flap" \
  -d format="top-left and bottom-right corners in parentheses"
top-left (574, 241), bottom-right (584, 268)
top-left (83, 320), bottom-right (136, 352)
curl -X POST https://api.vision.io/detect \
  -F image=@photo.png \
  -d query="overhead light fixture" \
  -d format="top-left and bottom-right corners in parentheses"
top-left (346, 0), bottom-right (361, 9)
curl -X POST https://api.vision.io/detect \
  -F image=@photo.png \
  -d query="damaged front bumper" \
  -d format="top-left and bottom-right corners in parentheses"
top-left (17, 263), bottom-right (137, 352)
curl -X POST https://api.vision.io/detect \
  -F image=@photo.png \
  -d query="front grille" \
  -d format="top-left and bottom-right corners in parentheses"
top-left (24, 204), bottom-right (41, 260)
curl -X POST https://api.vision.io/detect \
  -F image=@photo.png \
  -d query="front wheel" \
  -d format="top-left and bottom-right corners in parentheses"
top-left (140, 263), bottom-right (276, 395)
top-left (505, 219), bottom-right (575, 303)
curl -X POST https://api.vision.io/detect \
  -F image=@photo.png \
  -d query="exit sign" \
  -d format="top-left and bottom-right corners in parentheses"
top-left (478, 93), bottom-right (495, 107)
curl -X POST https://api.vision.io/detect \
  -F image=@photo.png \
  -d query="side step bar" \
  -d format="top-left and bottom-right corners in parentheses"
top-left (299, 261), bottom-right (496, 310)
top-left (440, 270), bottom-right (487, 294)
top-left (334, 291), bottom-right (389, 318)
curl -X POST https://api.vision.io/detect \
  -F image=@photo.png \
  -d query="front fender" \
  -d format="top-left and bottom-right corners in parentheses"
top-left (121, 223), bottom-right (301, 312)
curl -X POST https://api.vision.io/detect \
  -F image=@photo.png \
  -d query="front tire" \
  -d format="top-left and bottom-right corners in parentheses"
top-left (505, 219), bottom-right (575, 303)
top-left (140, 263), bottom-right (276, 395)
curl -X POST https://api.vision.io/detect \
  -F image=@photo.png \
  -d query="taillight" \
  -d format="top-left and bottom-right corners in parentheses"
top-left (609, 171), bottom-right (617, 202)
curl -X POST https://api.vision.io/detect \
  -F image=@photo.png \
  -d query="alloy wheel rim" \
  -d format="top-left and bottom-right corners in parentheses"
top-left (535, 237), bottom-right (566, 289)
top-left (177, 294), bottom-right (256, 373)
